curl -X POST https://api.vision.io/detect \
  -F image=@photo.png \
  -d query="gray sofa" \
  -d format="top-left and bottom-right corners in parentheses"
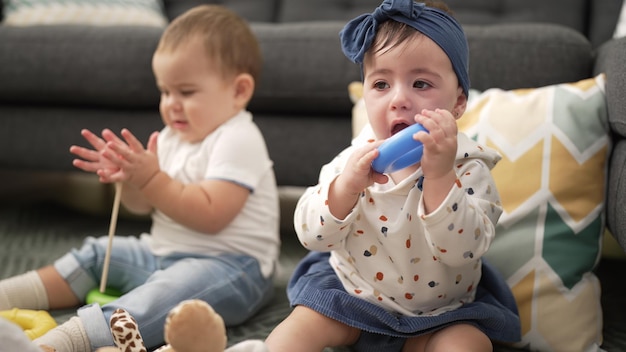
top-left (0, 0), bottom-right (624, 179)
top-left (1, 0), bottom-right (626, 351)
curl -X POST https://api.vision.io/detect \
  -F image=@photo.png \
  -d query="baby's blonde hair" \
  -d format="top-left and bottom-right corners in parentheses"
top-left (156, 5), bottom-right (262, 82)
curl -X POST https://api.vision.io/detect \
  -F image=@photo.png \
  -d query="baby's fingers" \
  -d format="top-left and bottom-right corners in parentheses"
top-left (69, 145), bottom-right (100, 161)
top-left (72, 159), bottom-right (99, 173)
top-left (96, 168), bottom-right (121, 184)
top-left (80, 129), bottom-right (106, 151)
top-left (357, 148), bottom-right (380, 171)
top-left (102, 143), bottom-right (130, 167)
top-left (101, 128), bottom-right (130, 149)
top-left (120, 129), bottom-right (146, 152)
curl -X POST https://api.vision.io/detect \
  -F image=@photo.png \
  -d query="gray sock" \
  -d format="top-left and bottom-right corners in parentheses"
top-left (0, 270), bottom-right (49, 310)
top-left (33, 316), bottom-right (91, 352)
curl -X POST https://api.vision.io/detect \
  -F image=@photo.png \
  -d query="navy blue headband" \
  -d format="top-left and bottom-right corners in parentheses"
top-left (340, 0), bottom-right (470, 97)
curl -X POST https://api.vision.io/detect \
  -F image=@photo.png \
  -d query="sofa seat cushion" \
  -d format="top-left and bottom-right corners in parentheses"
top-left (2, 0), bottom-right (168, 27)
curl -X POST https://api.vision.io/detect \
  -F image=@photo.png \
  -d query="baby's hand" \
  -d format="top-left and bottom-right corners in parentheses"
top-left (70, 129), bottom-right (121, 181)
top-left (326, 140), bottom-right (387, 219)
top-left (339, 140), bottom-right (388, 195)
top-left (414, 108), bottom-right (458, 179)
top-left (100, 129), bottom-right (160, 188)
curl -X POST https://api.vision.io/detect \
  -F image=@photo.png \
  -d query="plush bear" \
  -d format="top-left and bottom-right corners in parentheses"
top-left (99, 300), bottom-right (226, 352)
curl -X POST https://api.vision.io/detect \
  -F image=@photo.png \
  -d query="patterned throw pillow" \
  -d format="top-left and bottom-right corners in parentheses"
top-left (2, 0), bottom-right (168, 27)
top-left (349, 74), bottom-right (609, 351)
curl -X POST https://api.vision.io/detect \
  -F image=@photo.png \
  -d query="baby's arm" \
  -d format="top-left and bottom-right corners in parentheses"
top-left (294, 143), bottom-right (386, 251)
top-left (102, 129), bottom-right (248, 234)
top-left (141, 173), bottom-right (249, 234)
top-left (414, 108), bottom-right (502, 266)
top-left (414, 109), bottom-right (460, 214)
top-left (421, 158), bottom-right (502, 267)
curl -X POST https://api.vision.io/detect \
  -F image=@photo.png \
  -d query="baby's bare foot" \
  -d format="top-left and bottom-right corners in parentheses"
top-left (165, 300), bottom-right (227, 352)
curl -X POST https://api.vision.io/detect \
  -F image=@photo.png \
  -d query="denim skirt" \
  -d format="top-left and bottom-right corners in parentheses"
top-left (287, 251), bottom-right (521, 351)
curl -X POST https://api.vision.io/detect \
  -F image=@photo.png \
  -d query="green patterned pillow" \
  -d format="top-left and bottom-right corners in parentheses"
top-left (459, 74), bottom-right (608, 351)
top-left (349, 74), bottom-right (609, 351)
top-left (3, 0), bottom-right (168, 27)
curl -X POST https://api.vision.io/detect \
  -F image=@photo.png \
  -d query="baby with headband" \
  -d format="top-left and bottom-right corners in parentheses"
top-left (264, 0), bottom-right (521, 351)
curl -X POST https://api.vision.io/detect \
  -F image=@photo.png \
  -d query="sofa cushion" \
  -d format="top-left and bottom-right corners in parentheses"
top-left (0, 22), bottom-right (590, 112)
top-left (276, 0), bottom-right (587, 37)
top-left (249, 21), bottom-right (360, 115)
top-left (0, 25), bottom-right (162, 108)
top-left (463, 24), bottom-right (592, 91)
top-left (277, 0), bottom-right (381, 22)
top-left (446, 0), bottom-right (587, 32)
top-left (2, 0), bottom-right (168, 27)
top-left (461, 75), bottom-right (608, 351)
top-left (350, 74), bottom-right (609, 351)
top-left (161, 0), bottom-right (278, 22)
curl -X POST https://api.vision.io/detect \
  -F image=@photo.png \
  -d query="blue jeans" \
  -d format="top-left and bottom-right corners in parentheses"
top-left (54, 236), bottom-right (274, 350)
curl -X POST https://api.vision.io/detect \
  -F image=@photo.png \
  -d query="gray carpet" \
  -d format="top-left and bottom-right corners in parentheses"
top-left (1, 202), bottom-right (625, 351)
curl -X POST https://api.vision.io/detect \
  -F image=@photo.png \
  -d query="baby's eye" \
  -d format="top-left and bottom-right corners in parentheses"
top-left (413, 81), bottom-right (431, 89)
top-left (180, 90), bottom-right (195, 97)
top-left (373, 81), bottom-right (389, 90)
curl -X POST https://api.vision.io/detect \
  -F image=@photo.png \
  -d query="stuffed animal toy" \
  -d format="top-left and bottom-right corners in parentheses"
top-left (97, 300), bottom-right (226, 352)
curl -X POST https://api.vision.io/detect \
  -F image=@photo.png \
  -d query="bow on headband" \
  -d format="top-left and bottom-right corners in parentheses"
top-left (340, 0), bottom-right (470, 97)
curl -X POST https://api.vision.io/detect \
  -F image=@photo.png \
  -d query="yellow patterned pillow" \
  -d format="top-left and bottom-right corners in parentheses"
top-left (349, 74), bottom-right (609, 351)
top-left (2, 0), bottom-right (168, 27)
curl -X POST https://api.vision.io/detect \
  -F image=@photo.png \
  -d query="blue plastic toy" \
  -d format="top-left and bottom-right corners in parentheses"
top-left (371, 123), bottom-right (428, 174)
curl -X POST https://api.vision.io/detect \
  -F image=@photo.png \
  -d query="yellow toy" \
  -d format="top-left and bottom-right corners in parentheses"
top-left (0, 308), bottom-right (57, 340)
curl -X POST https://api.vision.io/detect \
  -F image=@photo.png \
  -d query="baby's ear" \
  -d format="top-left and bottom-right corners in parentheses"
top-left (234, 73), bottom-right (255, 106)
top-left (454, 86), bottom-right (468, 118)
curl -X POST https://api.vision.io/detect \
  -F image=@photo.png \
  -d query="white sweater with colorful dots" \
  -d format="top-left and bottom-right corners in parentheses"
top-left (294, 132), bottom-right (503, 316)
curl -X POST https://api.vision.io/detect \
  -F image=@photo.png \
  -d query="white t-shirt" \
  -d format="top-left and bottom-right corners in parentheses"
top-left (294, 126), bottom-right (502, 316)
top-left (141, 110), bottom-right (280, 278)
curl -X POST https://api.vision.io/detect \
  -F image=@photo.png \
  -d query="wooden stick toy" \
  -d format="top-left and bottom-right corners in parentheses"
top-left (100, 182), bottom-right (122, 293)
